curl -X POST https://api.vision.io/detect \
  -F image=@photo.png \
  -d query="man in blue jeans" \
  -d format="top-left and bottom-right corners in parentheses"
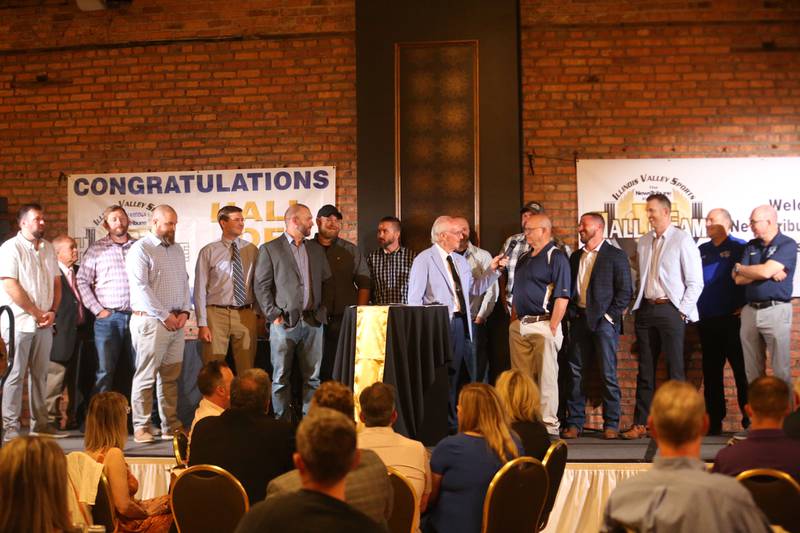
top-left (254, 204), bottom-right (332, 419)
top-left (563, 212), bottom-right (632, 440)
top-left (77, 205), bottom-right (136, 401)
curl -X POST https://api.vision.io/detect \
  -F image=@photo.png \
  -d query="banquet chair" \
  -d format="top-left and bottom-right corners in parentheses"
top-left (92, 473), bottom-right (117, 533)
top-left (539, 439), bottom-right (568, 530)
top-left (173, 429), bottom-right (189, 465)
top-left (387, 467), bottom-right (418, 533)
top-left (736, 468), bottom-right (800, 533)
top-left (481, 456), bottom-right (549, 533)
top-left (170, 464), bottom-right (249, 533)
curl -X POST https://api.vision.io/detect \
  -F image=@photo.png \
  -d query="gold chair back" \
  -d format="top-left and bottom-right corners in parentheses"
top-left (92, 472), bottom-right (117, 533)
top-left (736, 468), bottom-right (800, 533)
top-left (387, 467), bottom-right (419, 533)
top-left (173, 429), bottom-right (189, 465)
top-left (170, 464), bottom-right (250, 533)
top-left (481, 456), bottom-right (549, 533)
top-left (539, 439), bottom-right (568, 530)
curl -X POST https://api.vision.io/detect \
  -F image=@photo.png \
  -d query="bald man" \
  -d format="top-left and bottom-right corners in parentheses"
top-left (510, 213), bottom-right (571, 436)
top-left (254, 203), bottom-right (332, 419)
top-left (733, 204), bottom-right (797, 391)
top-left (126, 205), bottom-right (192, 443)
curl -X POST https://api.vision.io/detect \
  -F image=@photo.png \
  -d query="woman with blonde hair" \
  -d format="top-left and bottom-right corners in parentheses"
top-left (84, 392), bottom-right (173, 533)
top-left (495, 369), bottom-right (552, 460)
top-left (0, 436), bottom-right (74, 533)
top-left (423, 383), bottom-right (522, 533)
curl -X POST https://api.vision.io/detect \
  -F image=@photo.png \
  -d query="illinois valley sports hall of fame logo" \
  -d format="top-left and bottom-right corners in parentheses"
top-left (598, 174), bottom-right (705, 257)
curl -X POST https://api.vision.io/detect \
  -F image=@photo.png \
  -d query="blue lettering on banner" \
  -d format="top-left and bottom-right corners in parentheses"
top-left (90, 178), bottom-right (107, 195)
top-left (197, 175), bottom-right (214, 193)
top-left (247, 172), bottom-right (262, 191)
top-left (275, 171), bottom-right (291, 190)
top-left (74, 178), bottom-right (89, 196)
top-left (164, 175), bottom-right (181, 194)
top-left (313, 169), bottom-right (329, 189)
top-left (109, 177), bottom-right (126, 195)
top-left (231, 173), bottom-right (247, 192)
top-left (294, 170), bottom-right (310, 189)
top-left (179, 175), bottom-right (194, 191)
top-left (146, 176), bottom-right (163, 195)
top-left (129, 176), bottom-right (144, 194)
top-left (216, 174), bottom-right (230, 193)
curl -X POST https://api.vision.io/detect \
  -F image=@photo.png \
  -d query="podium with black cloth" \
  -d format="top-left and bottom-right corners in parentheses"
top-left (332, 305), bottom-right (451, 446)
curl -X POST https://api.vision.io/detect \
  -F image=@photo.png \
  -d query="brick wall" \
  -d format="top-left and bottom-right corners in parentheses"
top-left (520, 0), bottom-right (800, 431)
top-left (2, 0), bottom-right (799, 433)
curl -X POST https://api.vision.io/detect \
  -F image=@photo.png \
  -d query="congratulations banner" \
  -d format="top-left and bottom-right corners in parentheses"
top-left (68, 166), bottom-right (336, 285)
top-left (577, 157), bottom-right (800, 296)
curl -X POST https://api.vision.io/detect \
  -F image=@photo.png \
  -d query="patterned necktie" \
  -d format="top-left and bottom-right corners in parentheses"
top-left (231, 241), bottom-right (246, 306)
top-left (446, 255), bottom-right (468, 315)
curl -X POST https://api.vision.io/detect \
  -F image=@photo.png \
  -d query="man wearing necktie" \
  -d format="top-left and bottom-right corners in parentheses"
top-left (408, 216), bottom-right (508, 430)
top-left (46, 235), bottom-right (91, 430)
top-left (195, 205), bottom-right (259, 374)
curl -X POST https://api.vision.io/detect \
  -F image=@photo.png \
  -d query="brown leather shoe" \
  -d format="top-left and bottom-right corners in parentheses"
top-left (620, 425), bottom-right (648, 440)
top-left (561, 427), bottom-right (580, 439)
top-left (603, 428), bottom-right (619, 440)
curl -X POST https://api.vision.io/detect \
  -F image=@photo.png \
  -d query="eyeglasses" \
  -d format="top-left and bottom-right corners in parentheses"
top-left (749, 219), bottom-right (768, 225)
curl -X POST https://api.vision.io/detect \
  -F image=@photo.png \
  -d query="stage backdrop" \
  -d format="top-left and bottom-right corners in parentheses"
top-left (68, 166), bottom-right (336, 287)
top-left (577, 157), bottom-right (800, 296)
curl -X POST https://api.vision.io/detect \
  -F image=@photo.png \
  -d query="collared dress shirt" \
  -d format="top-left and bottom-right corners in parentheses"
top-left (126, 232), bottom-right (191, 321)
top-left (435, 244), bottom-right (462, 313)
top-left (602, 456), bottom-right (771, 533)
top-left (189, 397), bottom-right (225, 437)
top-left (575, 241), bottom-right (603, 309)
top-left (0, 232), bottom-right (59, 333)
top-left (499, 232), bottom-right (531, 308)
top-left (284, 232), bottom-right (312, 311)
top-left (460, 242), bottom-right (498, 321)
top-left (367, 246), bottom-right (415, 304)
top-left (193, 237), bottom-right (257, 327)
top-left (76, 235), bottom-right (135, 315)
top-left (358, 425), bottom-right (431, 503)
top-left (741, 231), bottom-right (798, 303)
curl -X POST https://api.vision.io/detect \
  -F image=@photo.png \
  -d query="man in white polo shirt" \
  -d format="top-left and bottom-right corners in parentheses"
top-left (0, 203), bottom-right (64, 442)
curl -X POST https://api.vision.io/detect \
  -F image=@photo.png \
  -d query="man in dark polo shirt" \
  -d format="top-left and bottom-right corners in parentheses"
top-left (313, 204), bottom-right (371, 382)
top-left (733, 204), bottom-right (797, 392)
top-left (510, 213), bottom-right (571, 436)
top-left (697, 208), bottom-right (749, 435)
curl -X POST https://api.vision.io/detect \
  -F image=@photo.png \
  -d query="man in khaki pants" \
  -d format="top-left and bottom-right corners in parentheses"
top-left (508, 213), bottom-right (571, 436)
top-left (194, 205), bottom-right (258, 373)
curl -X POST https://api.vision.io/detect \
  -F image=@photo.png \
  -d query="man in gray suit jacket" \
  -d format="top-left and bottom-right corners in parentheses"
top-left (255, 203), bottom-right (332, 418)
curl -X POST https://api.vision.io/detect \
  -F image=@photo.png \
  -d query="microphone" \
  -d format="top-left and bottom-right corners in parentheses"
top-left (503, 239), bottom-right (518, 258)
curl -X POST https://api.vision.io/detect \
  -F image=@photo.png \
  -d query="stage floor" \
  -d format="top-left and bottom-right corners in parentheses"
top-left (51, 427), bottom-right (734, 462)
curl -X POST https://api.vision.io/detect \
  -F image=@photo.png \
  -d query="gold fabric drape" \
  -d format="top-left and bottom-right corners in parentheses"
top-left (352, 306), bottom-right (390, 422)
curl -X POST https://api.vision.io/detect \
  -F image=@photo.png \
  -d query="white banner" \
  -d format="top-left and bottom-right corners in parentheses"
top-left (67, 166), bottom-right (336, 286)
top-left (577, 157), bottom-right (800, 295)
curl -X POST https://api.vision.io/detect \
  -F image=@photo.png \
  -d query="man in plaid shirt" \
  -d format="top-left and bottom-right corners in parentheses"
top-left (367, 216), bottom-right (415, 305)
top-left (77, 205), bottom-right (136, 400)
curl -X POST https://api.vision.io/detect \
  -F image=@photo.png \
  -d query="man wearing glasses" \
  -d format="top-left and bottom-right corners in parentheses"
top-left (733, 204), bottom-right (796, 393)
top-left (510, 213), bottom-right (571, 436)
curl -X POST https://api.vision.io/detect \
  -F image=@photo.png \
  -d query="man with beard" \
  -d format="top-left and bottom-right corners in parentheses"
top-left (562, 213), bottom-right (632, 440)
top-left (126, 204), bottom-right (192, 443)
top-left (367, 216), bottom-right (415, 304)
top-left (77, 205), bottom-right (136, 401)
top-left (194, 205), bottom-right (259, 374)
top-left (255, 204), bottom-right (332, 419)
top-left (313, 205), bottom-right (370, 382)
top-left (0, 203), bottom-right (63, 442)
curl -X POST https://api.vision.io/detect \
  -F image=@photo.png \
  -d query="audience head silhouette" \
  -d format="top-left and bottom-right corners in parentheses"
top-left (85, 391), bottom-right (129, 451)
top-left (0, 436), bottom-right (72, 533)
top-left (746, 376), bottom-right (790, 426)
top-left (311, 381), bottom-right (355, 421)
top-left (457, 383), bottom-right (519, 463)
top-left (495, 369), bottom-right (543, 423)
top-left (649, 380), bottom-right (707, 452)
top-left (197, 360), bottom-right (234, 409)
top-left (295, 407), bottom-right (359, 490)
top-left (359, 382), bottom-right (397, 427)
top-left (230, 368), bottom-right (271, 414)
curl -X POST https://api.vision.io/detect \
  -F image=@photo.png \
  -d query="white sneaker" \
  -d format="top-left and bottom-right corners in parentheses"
top-left (30, 425), bottom-right (68, 439)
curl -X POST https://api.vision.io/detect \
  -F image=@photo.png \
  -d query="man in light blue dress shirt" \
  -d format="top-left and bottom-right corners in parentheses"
top-left (127, 205), bottom-right (192, 443)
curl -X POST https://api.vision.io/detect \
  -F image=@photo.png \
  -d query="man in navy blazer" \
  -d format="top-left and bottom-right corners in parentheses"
top-left (563, 213), bottom-right (632, 440)
top-left (407, 216), bottom-right (507, 428)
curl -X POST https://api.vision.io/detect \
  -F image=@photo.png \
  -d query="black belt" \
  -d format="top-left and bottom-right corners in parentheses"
top-left (210, 304), bottom-right (252, 310)
top-left (749, 300), bottom-right (789, 310)
top-left (521, 314), bottom-right (551, 324)
top-left (645, 298), bottom-right (671, 306)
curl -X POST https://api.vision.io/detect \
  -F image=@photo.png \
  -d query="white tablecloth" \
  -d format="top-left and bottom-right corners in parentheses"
top-left (128, 457), bottom-right (175, 499)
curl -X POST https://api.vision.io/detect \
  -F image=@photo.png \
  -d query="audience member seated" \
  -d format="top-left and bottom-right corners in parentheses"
top-left (267, 381), bottom-right (393, 526)
top-left (0, 436), bottom-right (76, 532)
top-left (601, 381), bottom-right (770, 533)
top-left (713, 376), bottom-right (800, 482)
top-left (783, 378), bottom-right (800, 439)
top-left (84, 392), bottom-right (173, 533)
top-left (358, 382), bottom-right (431, 519)
top-left (189, 368), bottom-right (295, 505)
top-left (235, 408), bottom-right (384, 533)
top-left (495, 369), bottom-right (552, 460)
top-left (423, 383), bottom-right (522, 533)
top-left (190, 360), bottom-right (234, 437)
